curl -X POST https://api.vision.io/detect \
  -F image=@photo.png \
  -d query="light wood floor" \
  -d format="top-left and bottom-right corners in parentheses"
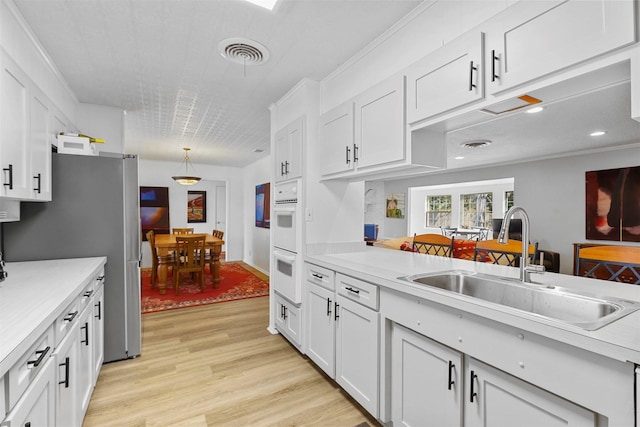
top-left (83, 296), bottom-right (381, 427)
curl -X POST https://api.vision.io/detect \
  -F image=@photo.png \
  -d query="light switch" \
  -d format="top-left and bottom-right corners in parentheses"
top-left (305, 208), bottom-right (313, 221)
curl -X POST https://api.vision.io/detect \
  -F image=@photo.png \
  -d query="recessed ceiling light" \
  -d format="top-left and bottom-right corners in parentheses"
top-left (526, 106), bottom-right (544, 114)
top-left (454, 156), bottom-right (465, 160)
top-left (244, 0), bottom-right (279, 10)
top-left (461, 140), bottom-right (492, 149)
top-left (590, 130), bottom-right (607, 137)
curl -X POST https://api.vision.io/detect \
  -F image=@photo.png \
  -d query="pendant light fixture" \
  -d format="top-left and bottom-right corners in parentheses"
top-left (172, 147), bottom-right (201, 186)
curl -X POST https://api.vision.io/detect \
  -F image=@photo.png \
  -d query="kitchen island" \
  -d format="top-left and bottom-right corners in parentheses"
top-left (305, 247), bottom-right (640, 426)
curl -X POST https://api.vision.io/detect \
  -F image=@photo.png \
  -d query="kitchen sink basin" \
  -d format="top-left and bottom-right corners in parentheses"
top-left (399, 270), bottom-right (640, 330)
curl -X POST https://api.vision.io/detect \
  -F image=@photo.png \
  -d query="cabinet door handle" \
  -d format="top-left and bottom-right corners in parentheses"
top-left (469, 61), bottom-right (478, 91)
top-left (3, 164), bottom-right (13, 190)
top-left (33, 173), bottom-right (41, 193)
top-left (491, 50), bottom-right (500, 82)
top-left (64, 310), bottom-right (79, 323)
top-left (345, 286), bottom-right (360, 294)
top-left (284, 161), bottom-right (289, 175)
top-left (95, 301), bottom-right (102, 320)
top-left (81, 322), bottom-right (89, 346)
top-left (353, 144), bottom-right (359, 163)
top-left (283, 306), bottom-right (288, 320)
top-left (280, 162), bottom-right (285, 176)
top-left (345, 146), bottom-right (351, 165)
top-left (27, 346), bottom-right (51, 368)
top-left (334, 302), bottom-right (340, 321)
top-left (448, 360), bottom-right (455, 390)
top-left (469, 369), bottom-right (478, 403)
top-left (59, 356), bottom-right (70, 388)
top-left (326, 298), bottom-right (332, 316)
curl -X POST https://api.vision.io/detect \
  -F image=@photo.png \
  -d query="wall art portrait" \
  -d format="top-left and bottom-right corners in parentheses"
top-left (187, 190), bottom-right (207, 223)
top-left (585, 166), bottom-right (640, 242)
top-left (386, 192), bottom-right (405, 219)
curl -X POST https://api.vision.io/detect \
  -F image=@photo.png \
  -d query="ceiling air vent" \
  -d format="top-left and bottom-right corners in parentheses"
top-left (218, 38), bottom-right (270, 65)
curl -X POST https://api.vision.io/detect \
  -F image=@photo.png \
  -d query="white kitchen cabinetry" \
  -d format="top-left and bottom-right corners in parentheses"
top-left (319, 101), bottom-right (354, 176)
top-left (274, 292), bottom-right (302, 349)
top-left (465, 357), bottom-right (595, 426)
top-left (0, 50), bottom-right (31, 200)
top-left (486, 0), bottom-right (636, 95)
top-left (305, 264), bottom-right (380, 417)
top-left (54, 312), bottom-right (81, 427)
top-left (391, 323), bottom-right (463, 427)
top-left (29, 84), bottom-right (52, 201)
top-left (406, 31), bottom-right (484, 124)
top-left (274, 116), bottom-right (304, 182)
top-left (92, 278), bottom-right (105, 383)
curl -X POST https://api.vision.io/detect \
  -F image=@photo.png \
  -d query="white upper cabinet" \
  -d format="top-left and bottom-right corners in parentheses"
top-left (319, 101), bottom-right (355, 176)
top-left (30, 84), bottom-right (52, 201)
top-left (354, 75), bottom-right (406, 168)
top-left (486, 0), bottom-right (636, 95)
top-left (0, 50), bottom-right (31, 200)
top-left (274, 116), bottom-right (304, 182)
top-left (406, 31), bottom-right (484, 124)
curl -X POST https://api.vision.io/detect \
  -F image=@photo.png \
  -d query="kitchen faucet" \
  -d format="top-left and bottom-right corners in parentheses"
top-left (498, 206), bottom-right (544, 283)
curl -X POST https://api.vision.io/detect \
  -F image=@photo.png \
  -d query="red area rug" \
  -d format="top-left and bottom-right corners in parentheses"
top-left (141, 262), bottom-right (270, 314)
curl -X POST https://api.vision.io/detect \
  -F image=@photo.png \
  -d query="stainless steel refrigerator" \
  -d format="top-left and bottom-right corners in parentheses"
top-left (3, 152), bottom-right (142, 362)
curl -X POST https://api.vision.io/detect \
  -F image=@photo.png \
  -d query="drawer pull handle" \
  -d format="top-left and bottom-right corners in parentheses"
top-left (470, 370), bottom-right (478, 403)
top-left (312, 273), bottom-right (323, 280)
top-left (448, 360), bottom-right (455, 390)
top-left (27, 346), bottom-right (51, 368)
top-left (97, 275), bottom-right (105, 281)
top-left (59, 357), bottom-right (70, 388)
top-left (81, 322), bottom-right (90, 345)
top-left (83, 290), bottom-right (94, 298)
top-left (64, 310), bottom-right (79, 323)
top-left (345, 286), bottom-right (360, 294)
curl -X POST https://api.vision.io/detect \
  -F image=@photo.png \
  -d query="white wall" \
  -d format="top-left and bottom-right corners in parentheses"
top-left (77, 104), bottom-right (124, 154)
top-left (138, 159), bottom-right (243, 267)
top-left (243, 155), bottom-right (271, 274)
top-left (379, 145), bottom-right (640, 274)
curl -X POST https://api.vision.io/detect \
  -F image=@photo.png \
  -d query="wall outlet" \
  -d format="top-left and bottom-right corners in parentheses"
top-left (305, 208), bottom-right (313, 221)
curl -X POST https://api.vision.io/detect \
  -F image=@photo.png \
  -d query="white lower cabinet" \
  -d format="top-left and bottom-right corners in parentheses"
top-left (92, 282), bottom-right (105, 384)
top-left (305, 264), bottom-right (379, 417)
top-left (274, 291), bottom-right (302, 349)
top-left (391, 323), bottom-right (463, 427)
top-left (391, 323), bottom-right (596, 427)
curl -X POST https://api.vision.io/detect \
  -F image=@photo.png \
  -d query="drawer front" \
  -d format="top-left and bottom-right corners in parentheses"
top-left (306, 263), bottom-right (335, 291)
top-left (7, 325), bottom-right (54, 410)
top-left (54, 298), bottom-right (82, 346)
top-left (336, 273), bottom-right (379, 311)
top-left (78, 282), bottom-right (94, 314)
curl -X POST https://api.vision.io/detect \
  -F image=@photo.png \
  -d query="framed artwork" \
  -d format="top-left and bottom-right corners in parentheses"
top-left (586, 166), bottom-right (640, 242)
top-left (140, 186), bottom-right (170, 240)
top-left (386, 192), bottom-right (405, 219)
top-left (255, 182), bottom-right (270, 228)
top-left (187, 190), bottom-right (207, 223)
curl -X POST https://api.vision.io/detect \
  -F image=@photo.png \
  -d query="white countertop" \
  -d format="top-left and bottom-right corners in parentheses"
top-left (306, 247), bottom-right (640, 364)
top-left (0, 257), bottom-right (107, 374)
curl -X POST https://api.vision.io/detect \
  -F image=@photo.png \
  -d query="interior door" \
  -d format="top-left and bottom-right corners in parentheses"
top-left (215, 184), bottom-right (226, 240)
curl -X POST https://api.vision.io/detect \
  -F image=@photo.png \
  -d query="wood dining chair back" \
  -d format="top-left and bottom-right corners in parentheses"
top-left (212, 229), bottom-right (224, 239)
top-left (174, 234), bottom-right (206, 295)
top-left (146, 230), bottom-right (159, 288)
top-left (173, 227), bottom-right (194, 234)
top-left (474, 239), bottom-right (537, 267)
top-left (412, 233), bottom-right (454, 257)
top-left (576, 245), bottom-right (640, 284)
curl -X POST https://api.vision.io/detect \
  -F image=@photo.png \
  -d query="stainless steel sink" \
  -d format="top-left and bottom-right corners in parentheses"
top-left (399, 270), bottom-right (640, 330)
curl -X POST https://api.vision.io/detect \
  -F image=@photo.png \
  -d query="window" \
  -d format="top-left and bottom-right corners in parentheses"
top-left (505, 191), bottom-right (514, 211)
top-left (425, 195), bottom-right (452, 227)
top-left (460, 192), bottom-right (493, 229)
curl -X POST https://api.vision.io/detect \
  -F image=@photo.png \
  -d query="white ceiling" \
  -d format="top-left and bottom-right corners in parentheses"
top-left (13, 0), bottom-right (423, 167)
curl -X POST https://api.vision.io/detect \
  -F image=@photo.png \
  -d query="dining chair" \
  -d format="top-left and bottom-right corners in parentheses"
top-left (173, 227), bottom-right (194, 234)
top-left (576, 245), bottom-right (640, 284)
top-left (174, 234), bottom-right (207, 295)
top-left (146, 230), bottom-right (175, 288)
top-left (440, 227), bottom-right (458, 238)
top-left (474, 239), bottom-right (537, 267)
top-left (412, 233), bottom-right (454, 257)
top-left (212, 229), bottom-right (224, 239)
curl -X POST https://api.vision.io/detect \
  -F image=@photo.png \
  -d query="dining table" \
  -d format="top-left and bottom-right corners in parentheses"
top-left (154, 233), bottom-right (225, 295)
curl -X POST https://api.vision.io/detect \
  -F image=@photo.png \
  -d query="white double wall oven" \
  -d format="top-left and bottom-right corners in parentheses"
top-left (272, 180), bottom-right (302, 304)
